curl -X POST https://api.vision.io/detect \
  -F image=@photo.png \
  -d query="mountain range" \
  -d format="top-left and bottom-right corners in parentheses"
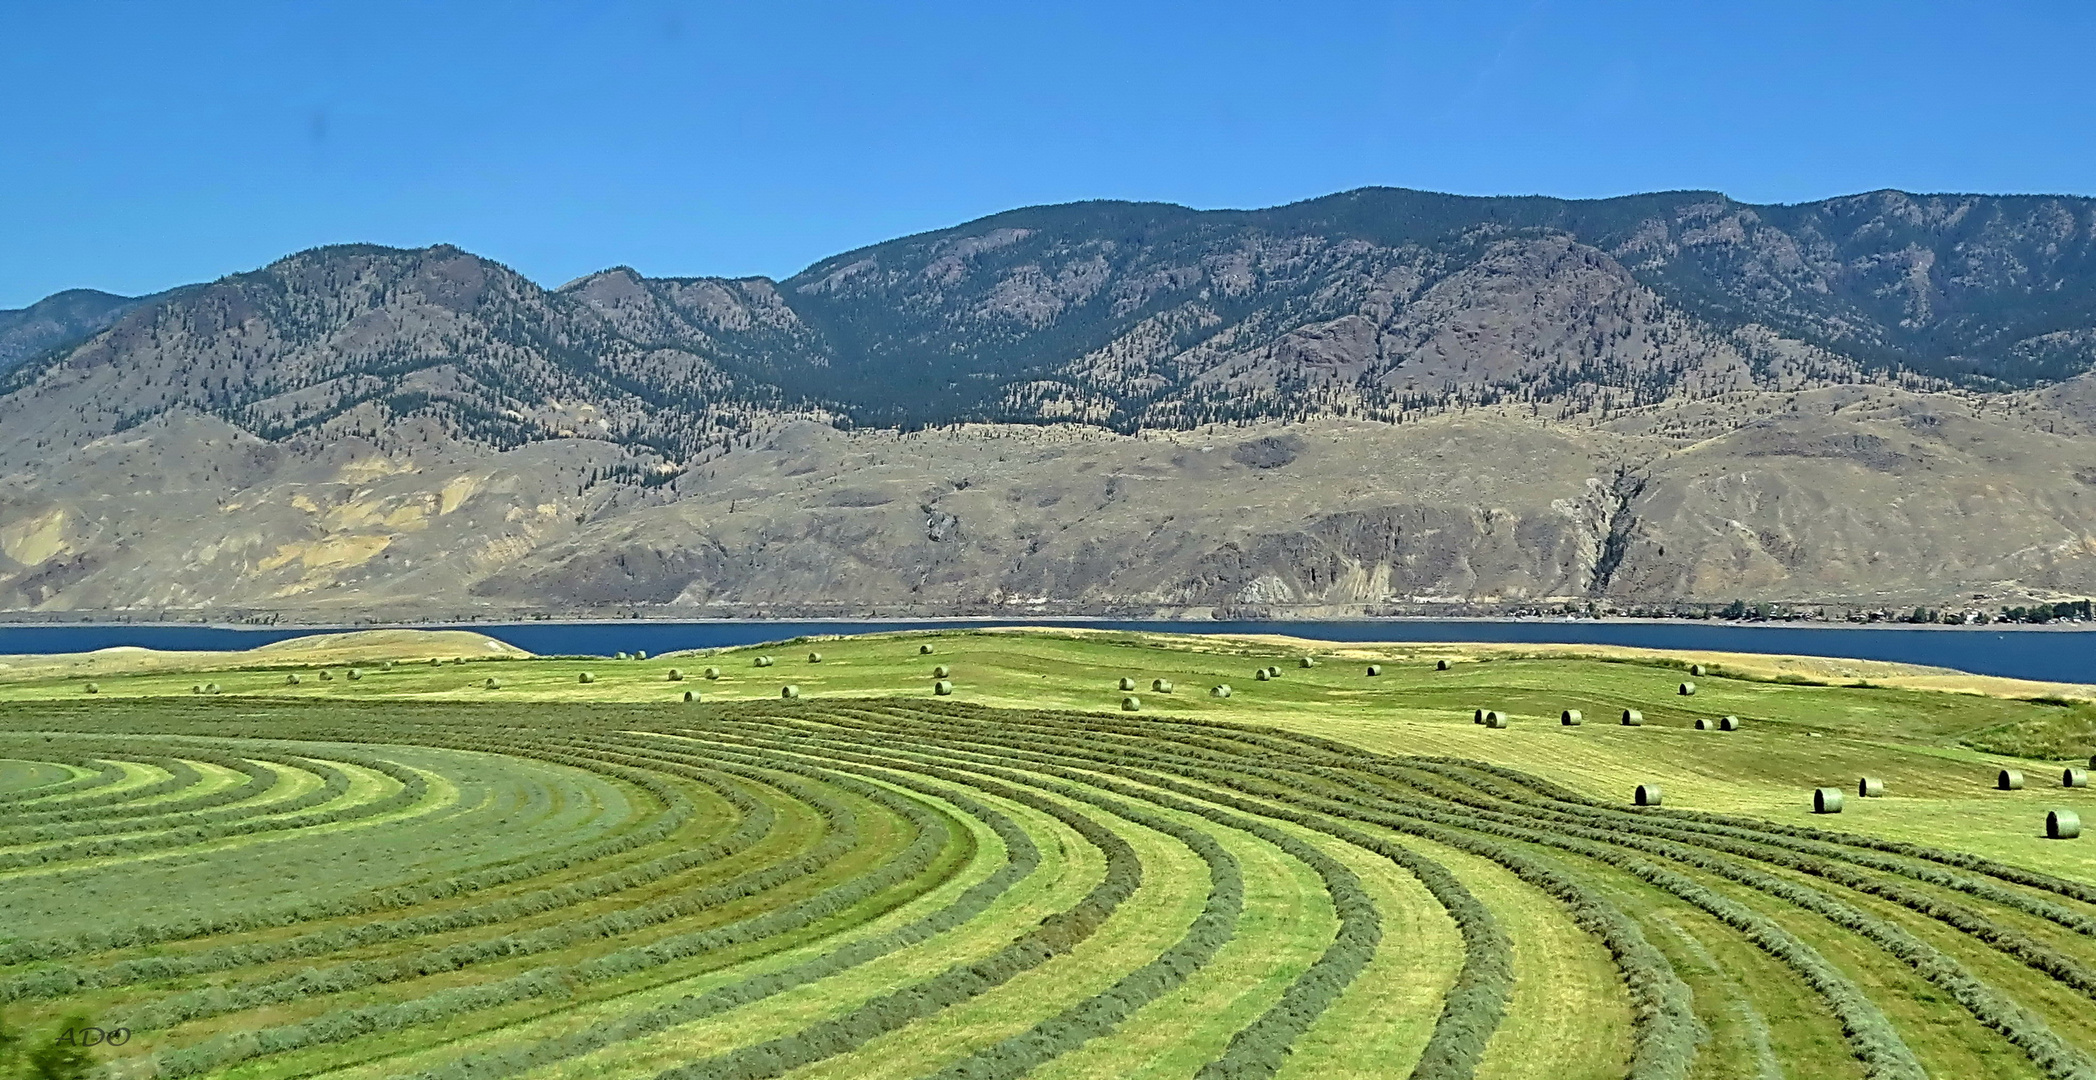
top-left (4, 186), bottom-right (2096, 621)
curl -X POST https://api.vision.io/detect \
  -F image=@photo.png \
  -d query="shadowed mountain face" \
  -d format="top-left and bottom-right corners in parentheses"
top-left (0, 289), bottom-right (146, 373)
top-left (4, 187), bottom-right (2096, 619)
top-left (722, 188), bottom-right (2096, 426)
top-left (10, 188), bottom-right (2096, 445)
top-left (0, 246), bottom-right (788, 467)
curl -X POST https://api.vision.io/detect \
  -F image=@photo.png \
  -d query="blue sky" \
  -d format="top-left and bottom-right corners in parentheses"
top-left (2, 0), bottom-right (2090, 308)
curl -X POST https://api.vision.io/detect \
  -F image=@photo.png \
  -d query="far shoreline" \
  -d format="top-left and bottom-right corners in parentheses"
top-left (2, 615), bottom-right (2092, 633)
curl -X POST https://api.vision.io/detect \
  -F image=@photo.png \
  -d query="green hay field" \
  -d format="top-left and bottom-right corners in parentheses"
top-left (4, 627), bottom-right (2096, 1080)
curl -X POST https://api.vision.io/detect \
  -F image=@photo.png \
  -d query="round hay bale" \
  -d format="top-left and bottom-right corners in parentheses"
top-left (667, 669), bottom-right (684, 681)
top-left (485, 677), bottom-right (501, 689)
top-left (1689, 663), bottom-right (1705, 676)
top-left (578, 672), bottom-right (595, 684)
top-left (1210, 685), bottom-right (1232, 698)
top-left (781, 685), bottom-right (800, 699)
top-left (452, 656), bottom-right (465, 665)
top-left (754, 656), bottom-right (774, 668)
top-left (1473, 708), bottom-right (1486, 724)
top-left (933, 679), bottom-right (954, 696)
top-left (2050, 809), bottom-right (2082, 839)
top-left (1814, 787), bottom-right (1845, 814)
top-left (919, 643), bottom-right (935, 655)
top-left (204, 682), bottom-right (222, 695)
top-left (83, 682), bottom-right (99, 694)
top-left (382, 660), bottom-right (395, 670)
top-left (933, 665), bottom-right (950, 678)
top-left (1635, 784), bottom-right (1662, 807)
top-left (1561, 709), bottom-right (1583, 726)
top-left (1152, 678), bottom-right (1174, 693)
top-left (1436, 658), bottom-right (1450, 671)
top-left (1298, 657), bottom-right (1316, 668)
top-left (192, 684), bottom-right (204, 694)
top-left (430, 657), bottom-right (442, 666)
top-left (635, 651), bottom-right (648, 661)
top-left (1366, 664), bottom-right (1382, 676)
top-left (1621, 709), bottom-right (1644, 726)
top-left (615, 652), bottom-right (630, 661)
top-left (808, 652), bottom-right (823, 663)
top-left (1118, 677), bottom-right (1137, 691)
top-left (682, 690), bottom-right (696, 702)
top-left (347, 668), bottom-right (362, 681)
top-left (1255, 669), bottom-right (1271, 682)
top-left (1266, 666), bottom-right (1281, 678)
top-left (1718, 715), bottom-right (1741, 731)
top-left (286, 673), bottom-right (301, 685)
top-left (2065, 767), bottom-right (2089, 789)
top-left (1121, 695), bottom-right (1141, 712)
top-left (1998, 769), bottom-right (2025, 791)
top-left (1484, 711), bottom-right (1507, 728)
top-left (704, 667), bottom-right (721, 680)
top-left (1694, 717), bottom-right (1712, 730)
top-left (1678, 682), bottom-right (1696, 696)
top-left (318, 670), bottom-right (333, 682)
top-left (1858, 776), bottom-right (1885, 797)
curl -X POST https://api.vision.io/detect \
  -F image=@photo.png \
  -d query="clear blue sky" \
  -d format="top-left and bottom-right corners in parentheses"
top-left (3, 0), bottom-right (2090, 308)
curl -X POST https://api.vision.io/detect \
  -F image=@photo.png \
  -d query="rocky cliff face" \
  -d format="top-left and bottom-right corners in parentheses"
top-left (4, 187), bottom-right (2096, 619)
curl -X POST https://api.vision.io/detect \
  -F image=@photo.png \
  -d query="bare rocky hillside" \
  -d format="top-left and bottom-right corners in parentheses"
top-left (3, 187), bottom-right (2095, 620)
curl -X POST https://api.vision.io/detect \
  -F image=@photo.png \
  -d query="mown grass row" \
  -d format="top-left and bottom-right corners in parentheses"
top-left (0, 741), bottom-right (695, 963)
top-left (0, 751), bottom-right (202, 817)
top-left (673, 721), bottom-right (1373, 1076)
top-left (1066, 711), bottom-right (2096, 958)
top-left (636, 742), bottom-right (1146, 1080)
top-left (0, 709), bottom-right (1692, 1079)
top-left (1381, 761), bottom-right (2096, 996)
top-left (9, 695), bottom-right (2096, 1080)
top-left (1322, 767), bottom-right (2089, 1076)
top-left (0, 755), bottom-right (127, 804)
top-left (0, 749), bottom-right (269, 825)
top-left (1391, 758), bottom-right (2096, 938)
top-left (55, 766), bottom-right (763, 1022)
top-left (142, 744), bottom-right (962, 1076)
top-left (765, 701), bottom-right (2096, 1080)
top-left (899, 703), bottom-right (2096, 1080)
top-left (8, 708), bottom-right (1368, 1080)
top-left (637, 728), bottom-right (1265, 1080)
top-left (0, 749), bottom-right (425, 871)
top-left (393, 759), bottom-right (1050, 1080)
top-left (759, 705), bottom-right (1666, 1080)
top-left (120, 757), bottom-right (868, 1034)
top-left (1190, 729), bottom-right (2096, 1039)
top-left (0, 767), bottom-right (759, 1003)
top-left (0, 753), bottom-right (338, 846)
top-left (633, 717), bottom-right (1396, 1077)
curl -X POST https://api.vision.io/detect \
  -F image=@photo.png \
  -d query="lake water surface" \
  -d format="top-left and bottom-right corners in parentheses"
top-left (0, 620), bottom-right (2089, 684)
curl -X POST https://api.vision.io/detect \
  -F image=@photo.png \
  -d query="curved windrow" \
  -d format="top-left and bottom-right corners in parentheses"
top-left (7, 697), bottom-right (2096, 1080)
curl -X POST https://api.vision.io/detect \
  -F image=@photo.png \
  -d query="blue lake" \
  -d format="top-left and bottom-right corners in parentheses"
top-left (0, 620), bottom-right (2089, 684)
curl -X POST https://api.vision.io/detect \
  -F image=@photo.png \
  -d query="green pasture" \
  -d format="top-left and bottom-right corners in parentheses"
top-left (5, 629), bottom-right (2096, 1080)
top-left (8, 628), bottom-right (2093, 876)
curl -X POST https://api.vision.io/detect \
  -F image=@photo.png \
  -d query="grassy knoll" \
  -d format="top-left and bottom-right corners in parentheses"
top-left (6, 628), bottom-right (2096, 1080)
